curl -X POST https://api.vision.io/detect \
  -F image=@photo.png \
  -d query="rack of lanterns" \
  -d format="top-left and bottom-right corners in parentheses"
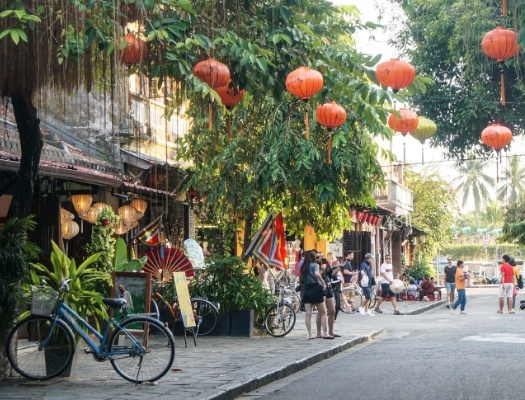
top-left (60, 194), bottom-right (148, 240)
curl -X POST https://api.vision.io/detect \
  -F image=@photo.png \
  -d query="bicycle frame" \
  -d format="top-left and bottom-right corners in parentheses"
top-left (40, 300), bottom-right (144, 357)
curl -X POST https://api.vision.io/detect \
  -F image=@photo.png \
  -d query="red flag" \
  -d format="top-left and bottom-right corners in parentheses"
top-left (137, 217), bottom-right (163, 247)
top-left (252, 213), bottom-right (286, 270)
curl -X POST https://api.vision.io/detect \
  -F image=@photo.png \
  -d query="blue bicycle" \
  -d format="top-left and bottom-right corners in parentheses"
top-left (6, 279), bottom-right (175, 383)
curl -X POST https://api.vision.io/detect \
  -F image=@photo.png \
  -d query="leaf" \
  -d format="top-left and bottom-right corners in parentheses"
top-left (10, 29), bottom-right (19, 44)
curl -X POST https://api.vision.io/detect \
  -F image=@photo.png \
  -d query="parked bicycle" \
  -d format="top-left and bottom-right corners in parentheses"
top-left (150, 280), bottom-right (219, 336)
top-left (264, 280), bottom-right (296, 337)
top-left (6, 279), bottom-right (175, 383)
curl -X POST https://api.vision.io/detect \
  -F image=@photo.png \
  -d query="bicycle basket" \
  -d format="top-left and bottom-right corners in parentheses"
top-left (31, 286), bottom-right (58, 316)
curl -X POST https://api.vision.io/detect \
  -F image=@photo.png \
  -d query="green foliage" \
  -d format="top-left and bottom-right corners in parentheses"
top-left (0, 215), bottom-right (39, 338)
top-left (26, 240), bottom-right (109, 331)
top-left (0, 9), bottom-right (41, 44)
top-left (113, 237), bottom-right (147, 272)
top-left (188, 256), bottom-right (273, 316)
top-left (405, 258), bottom-right (434, 281)
top-left (501, 200), bottom-right (525, 246)
top-left (393, 0), bottom-right (525, 158)
top-left (442, 244), bottom-right (522, 261)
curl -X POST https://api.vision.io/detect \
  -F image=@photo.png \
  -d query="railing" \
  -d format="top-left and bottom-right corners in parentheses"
top-left (374, 179), bottom-right (413, 213)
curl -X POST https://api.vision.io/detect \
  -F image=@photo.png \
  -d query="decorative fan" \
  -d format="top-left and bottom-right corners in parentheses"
top-left (143, 247), bottom-right (194, 279)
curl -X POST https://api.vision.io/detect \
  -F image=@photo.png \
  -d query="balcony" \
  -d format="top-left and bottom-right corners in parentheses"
top-left (374, 180), bottom-right (413, 215)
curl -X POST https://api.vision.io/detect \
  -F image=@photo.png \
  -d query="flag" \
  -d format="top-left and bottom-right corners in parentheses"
top-left (245, 212), bottom-right (287, 270)
top-left (136, 216), bottom-right (163, 247)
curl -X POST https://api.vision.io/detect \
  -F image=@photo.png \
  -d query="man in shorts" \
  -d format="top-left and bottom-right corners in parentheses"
top-left (498, 254), bottom-right (515, 314)
top-left (374, 255), bottom-right (402, 315)
top-left (358, 253), bottom-right (375, 316)
top-left (444, 257), bottom-right (457, 309)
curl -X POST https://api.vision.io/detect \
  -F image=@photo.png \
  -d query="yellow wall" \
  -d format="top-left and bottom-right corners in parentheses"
top-left (303, 225), bottom-right (328, 255)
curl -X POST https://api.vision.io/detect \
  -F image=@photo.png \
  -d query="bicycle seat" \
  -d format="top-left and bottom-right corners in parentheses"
top-left (103, 298), bottom-right (127, 309)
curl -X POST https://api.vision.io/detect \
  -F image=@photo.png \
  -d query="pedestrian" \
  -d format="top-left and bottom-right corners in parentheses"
top-left (451, 260), bottom-right (467, 314)
top-left (358, 253), bottom-right (375, 316)
top-left (320, 259), bottom-right (340, 338)
top-left (330, 260), bottom-right (344, 321)
top-left (497, 254), bottom-right (515, 314)
top-left (444, 256), bottom-right (457, 309)
top-left (341, 251), bottom-right (359, 311)
top-left (511, 258), bottom-right (520, 311)
top-left (300, 250), bottom-right (331, 339)
top-left (374, 255), bottom-right (402, 315)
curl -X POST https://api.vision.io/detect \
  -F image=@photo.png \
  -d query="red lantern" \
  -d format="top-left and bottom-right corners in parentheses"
top-left (375, 59), bottom-right (416, 93)
top-left (375, 216), bottom-right (382, 226)
top-left (349, 209), bottom-right (357, 219)
top-left (193, 58), bottom-right (231, 131)
top-left (388, 108), bottom-right (419, 135)
top-left (356, 211), bottom-right (365, 222)
top-left (481, 122), bottom-right (512, 150)
top-left (286, 66), bottom-right (323, 140)
top-left (365, 214), bottom-right (374, 224)
top-left (481, 26), bottom-right (520, 105)
top-left (316, 101), bottom-right (346, 164)
top-left (120, 33), bottom-right (147, 66)
top-left (217, 81), bottom-right (245, 141)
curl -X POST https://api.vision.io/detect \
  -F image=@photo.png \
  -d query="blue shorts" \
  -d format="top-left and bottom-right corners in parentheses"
top-left (361, 286), bottom-right (372, 300)
top-left (446, 282), bottom-right (456, 292)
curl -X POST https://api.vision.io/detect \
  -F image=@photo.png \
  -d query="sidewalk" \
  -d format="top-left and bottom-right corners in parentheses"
top-left (0, 299), bottom-right (444, 400)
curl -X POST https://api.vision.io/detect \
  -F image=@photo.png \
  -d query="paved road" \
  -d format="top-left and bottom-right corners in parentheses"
top-left (240, 287), bottom-right (525, 400)
top-left (0, 291), bottom-right (447, 399)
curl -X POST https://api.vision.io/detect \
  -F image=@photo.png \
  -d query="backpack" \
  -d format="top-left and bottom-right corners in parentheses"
top-left (518, 275), bottom-right (524, 290)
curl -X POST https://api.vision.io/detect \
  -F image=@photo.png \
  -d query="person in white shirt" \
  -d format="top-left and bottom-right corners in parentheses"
top-left (374, 255), bottom-right (402, 315)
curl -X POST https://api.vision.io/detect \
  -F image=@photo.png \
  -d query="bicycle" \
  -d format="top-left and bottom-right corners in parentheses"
top-left (150, 281), bottom-right (219, 336)
top-left (340, 284), bottom-right (378, 312)
top-left (6, 279), bottom-right (175, 383)
top-left (264, 280), bottom-right (296, 337)
top-left (284, 282), bottom-right (302, 313)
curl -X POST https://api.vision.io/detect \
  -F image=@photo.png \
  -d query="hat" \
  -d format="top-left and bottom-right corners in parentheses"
top-left (365, 253), bottom-right (374, 259)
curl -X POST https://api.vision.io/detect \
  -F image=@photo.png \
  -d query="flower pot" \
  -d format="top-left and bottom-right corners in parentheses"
top-left (209, 313), bottom-right (231, 336)
top-left (230, 309), bottom-right (254, 337)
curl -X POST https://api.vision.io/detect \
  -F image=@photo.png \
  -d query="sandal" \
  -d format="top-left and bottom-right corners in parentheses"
top-left (497, 310), bottom-right (503, 314)
top-left (322, 335), bottom-right (335, 339)
top-left (331, 334), bottom-right (341, 338)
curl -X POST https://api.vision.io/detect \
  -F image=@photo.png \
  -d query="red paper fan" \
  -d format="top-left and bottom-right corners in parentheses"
top-left (143, 247), bottom-right (194, 279)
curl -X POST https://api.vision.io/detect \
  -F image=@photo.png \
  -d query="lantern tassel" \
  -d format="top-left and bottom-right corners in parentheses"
top-left (497, 153), bottom-right (500, 183)
top-left (422, 146), bottom-right (425, 165)
top-left (227, 116), bottom-right (232, 141)
top-left (500, 68), bottom-right (506, 106)
top-left (208, 102), bottom-right (213, 131)
top-left (503, 0), bottom-right (507, 16)
top-left (305, 110), bottom-right (309, 140)
top-left (328, 133), bottom-right (332, 164)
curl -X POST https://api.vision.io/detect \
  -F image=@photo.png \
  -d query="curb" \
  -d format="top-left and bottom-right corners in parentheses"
top-left (406, 299), bottom-right (446, 315)
top-left (204, 328), bottom-right (383, 400)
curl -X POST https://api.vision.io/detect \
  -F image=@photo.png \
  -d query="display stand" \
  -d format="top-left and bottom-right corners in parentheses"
top-left (173, 272), bottom-right (197, 347)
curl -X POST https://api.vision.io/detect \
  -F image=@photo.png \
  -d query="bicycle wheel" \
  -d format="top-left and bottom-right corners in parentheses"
top-left (191, 298), bottom-right (218, 336)
top-left (341, 287), bottom-right (362, 312)
top-left (109, 316), bottom-right (175, 383)
top-left (290, 292), bottom-right (301, 313)
top-left (368, 288), bottom-right (378, 309)
top-left (264, 304), bottom-right (296, 337)
top-left (6, 315), bottom-right (75, 380)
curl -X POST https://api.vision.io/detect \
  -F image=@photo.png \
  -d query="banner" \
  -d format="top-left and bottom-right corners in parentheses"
top-left (136, 216), bottom-right (163, 247)
top-left (245, 212), bottom-right (287, 270)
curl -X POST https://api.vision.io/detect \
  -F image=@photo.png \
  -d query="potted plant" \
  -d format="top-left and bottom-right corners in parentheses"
top-left (189, 256), bottom-right (273, 336)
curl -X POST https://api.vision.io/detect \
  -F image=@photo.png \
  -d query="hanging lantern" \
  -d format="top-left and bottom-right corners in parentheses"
top-left (93, 202), bottom-right (111, 213)
top-left (286, 66), bottom-right (323, 140)
top-left (71, 194), bottom-right (93, 217)
top-left (130, 198), bottom-right (148, 214)
top-left (356, 211), bottom-right (365, 222)
top-left (114, 219), bottom-right (130, 235)
top-left (81, 206), bottom-right (101, 224)
top-left (481, 122), bottom-right (513, 182)
top-left (388, 108), bottom-right (419, 134)
top-left (62, 220), bottom-right (80, 240)
top-left (412, 116), bottom-right (437, 165)
top-left (120, 33), bottom-right (148, 66)
top-left (481, 27), bottom-right (520, 106)
top-left (118, 204), bottom-right (138, 226)
top-left (216, 81), bottom-right (245, 141)
top-left (316, 101), bottom-right (347, 164)
top-left (375, 59), bottom-right (416, 93)
top-left (193, 58), bottom-right (231, 131)
top-left (60, 208), bottom-right (74, 224)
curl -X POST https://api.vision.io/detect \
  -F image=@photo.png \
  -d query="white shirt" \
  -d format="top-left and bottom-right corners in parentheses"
top-left (380, 262), bottom-right (394, 283)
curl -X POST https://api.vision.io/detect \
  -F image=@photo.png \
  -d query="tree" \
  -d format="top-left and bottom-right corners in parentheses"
top-left (404, 169), bottom-right (455, 260)
top-left (496, 155), bottom-right (525, 205)
top-left (501, 201), bottom-right (525, 246)
top-left (451, 157), bottom-right (495, 226)
top-left (392, 0), bottom-right (525, 159)
top-left (480, 200), bottom-right (505, 230)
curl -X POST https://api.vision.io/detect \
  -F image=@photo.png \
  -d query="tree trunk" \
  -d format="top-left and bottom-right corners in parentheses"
top-left (8, 94), bottom-right (43, 219)
top-left (242, 205), bottom-right (257, 261)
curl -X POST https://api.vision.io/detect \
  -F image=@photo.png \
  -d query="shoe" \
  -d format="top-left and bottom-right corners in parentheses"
top-left (331, 334), bottom-right (341, 338)
top-left (510, 309), bottom-right (516, 314)
top-left (374, 308), bottom-right (383, 314)
top-left (358, 307), bottom-right (365, 315)
top-left (367, 311), bottom-right (375, 316)
top-left (460, 311), bottom-right (467, 314)
top-left (322, 336), bottom-right (335, 339)
top-left (394, 310), bottom-right (402, 315)
top-left (446, 305), bottom-right (450, 309)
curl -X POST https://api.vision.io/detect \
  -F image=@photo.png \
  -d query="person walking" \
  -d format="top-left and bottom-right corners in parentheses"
top-left (444, 257), bottom-right (457, 309)
top-left (358, 253), bottom-right (375, 316)
top-left (299, 250), bottom-right (331, 339)
top-left (374, 255), bottom-right (402, 315)
top-left (511, 258), bottom-right (520, 311)
top-left (320, 259), bottom-right (340, 338)
top-left (498, 254), bottom-right (515, 314)
top-left (451, 260), bottom-right (467, 314)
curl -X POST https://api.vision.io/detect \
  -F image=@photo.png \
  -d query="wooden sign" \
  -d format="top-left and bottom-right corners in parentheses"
top-left (173, 272), bottom-right (196, 328)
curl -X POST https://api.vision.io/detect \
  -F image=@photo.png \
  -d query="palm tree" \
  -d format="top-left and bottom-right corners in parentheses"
top-left (451, 157), bottom-right (495, 226)
top-left (496, 155), bottom-right (525, 206)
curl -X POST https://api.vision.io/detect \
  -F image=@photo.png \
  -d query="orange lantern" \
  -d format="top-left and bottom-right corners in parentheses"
top-left (481, 27), bottom-right (520, 106)
top-left (193, 58), bottom-right (231, 131)
top-left (388, 108), bottom-right (419, 135)
top-left (286, 66), bottom-right (323, 140)
top-left (120, 33), bottom-right (147, 66)
top-left (217, 81), bottom-right (245, 141)
top-left (316, 101), bottom-right (346, 164)
top-left (375, 59), bottom-right (416, 93)
top-left (481, 122), bottom-right (512, 182)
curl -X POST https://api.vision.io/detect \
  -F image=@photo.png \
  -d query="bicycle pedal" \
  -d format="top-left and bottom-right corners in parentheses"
top-left (84, 347), bottom-right (93, 354)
